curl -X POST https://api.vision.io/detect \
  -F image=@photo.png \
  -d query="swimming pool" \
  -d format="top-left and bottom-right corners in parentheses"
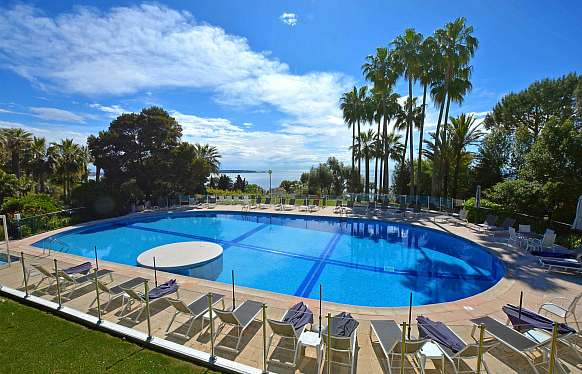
top-left (34, 211), bottom-right (504, 307)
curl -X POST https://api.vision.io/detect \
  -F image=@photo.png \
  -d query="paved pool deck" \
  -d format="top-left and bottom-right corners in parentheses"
top-left (1, 204), bottom-right (580, 373)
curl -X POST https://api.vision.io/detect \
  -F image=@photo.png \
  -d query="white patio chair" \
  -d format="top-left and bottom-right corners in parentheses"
top-left (538, 292), bottom-right (581, 330)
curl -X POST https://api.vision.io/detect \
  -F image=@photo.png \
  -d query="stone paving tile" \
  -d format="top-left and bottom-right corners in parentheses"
top-left (1, 205), bottom-right (581, 373)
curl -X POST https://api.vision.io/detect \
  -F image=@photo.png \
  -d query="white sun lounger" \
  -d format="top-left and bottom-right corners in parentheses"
top-left (213, 300), bottom-right (263, 352)
top-left (166, 292), bottom-right (225, 338)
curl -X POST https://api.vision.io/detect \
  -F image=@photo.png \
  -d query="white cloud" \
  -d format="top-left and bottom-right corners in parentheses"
top-left (0, 4), bottom-right (355, 169)
top-left (279, 12), bottom-right (298, 26)
top-left (0, 120), bottom-right (90, 144)
top-left (29, 107), bottom-right (85, 122)
top-left (172, 111), bottom-right (350, 170)
top-left (89, 103), bottom-right (130, 118)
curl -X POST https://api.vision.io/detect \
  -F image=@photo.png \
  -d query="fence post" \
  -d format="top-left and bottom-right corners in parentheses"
top-left (54, 259), bottom-right (62, 308)
top-left (326, 313), bottom-right (332, 374)
top-left (548, 321), bottom-right (559, 374)
top-left (144, 280), bottom-right (152, 341)
top-left (208, 293), bottom-right (216, 363)
top-left (400, 322), bottom-right (407, 374)
top-left (1, 215), bottom-right (10, 266)
top-left (476, 324), bottom-right (485, 373)
top-left (262, 304), bottom-right (268, 373)
top-left (20, 251), bottom-right (28, 297)
top-left (93, 269), bottom-right (102, 324)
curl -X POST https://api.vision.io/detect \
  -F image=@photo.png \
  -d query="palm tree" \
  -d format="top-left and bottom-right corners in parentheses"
top-left (392, 28), bottom-right (423, 196)
top-left (382, 131), bottom-right (404, 193)
top-left (193, 144), bottom-right (221, 174)
top-left (394, 97), bottom-right (422, 194)
top-left (29, 137), bottom-right (48, 192)
top-left (434, 17), bottom-right (478, 196)
top-left (340, 89), bottom-right (358, 176)
top-left (416, 36), bottom-right (438, 198)
top-left (0, 128), bottom-right (32, 178)
top-left (354, 130), bottom-right (376, 194)
top-left (448, 114), bottom-right (483, 199)
top-left (48, 139), bottom-right (86, 199)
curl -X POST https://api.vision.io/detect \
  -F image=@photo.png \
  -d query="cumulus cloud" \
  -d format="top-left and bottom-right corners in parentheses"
top-left (0, 4), bottom-right (354, 169)
top-left (29, 107), bottom-right (85, 122)
top-left (0, 120), bottom-right (90, 144)
top-left (279, 12), bottom-right (298, 26)
top-left (171, 111), bottom-right (350, 169)
top-left (89, 103), bottom-right (130, 118)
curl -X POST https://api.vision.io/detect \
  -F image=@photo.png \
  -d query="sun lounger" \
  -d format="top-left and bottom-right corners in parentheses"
top-left (477, 214), bottom-right (498, 232)
top-left (502, 304), bottom-right (580, 359)
top-left (277, 197), bottom-right (286, 211)
top-left (538, 292), bottom-right (581, 328)
top-left (470, 316), bottom-right (556, 374)
top-left (333, 200), bottom-right (343, 213)
top-left (267, 302), bottom-right (313, 367)
top-left (299, 199), bottom-right (309, 212)
top-left (213, 300), bottom-right (263, 352)
top-left (90, 276), bottom-right (148, 310)
top-left (417, 316), bottom-right (497, 373)
top-left (250, 197), bottom-right (261, 209)
top-left (259, 197), bottom-right (271, 209)
top-left (166, 292), bottom-right (225, 338)
top-left (322, 312), bottom-right (359, 374)
top-left (283, 198), bottom-right (296, 211)
top-left (205, 196), bottom-right (217, 209)
top-left (120, 279), bottom-right (179, 321)
top-left (57, 268), bottom-right (113, 299)
top-left (342, 200), bottom-right (354, 215)
top-left (308, 199), bottom-right (320, 212)
top-left (489, 217), bottom-right (516, 235)
top-left (370, 319), bottom-right (427, 374)
top-left (538, 257), bottom-right (582, 274)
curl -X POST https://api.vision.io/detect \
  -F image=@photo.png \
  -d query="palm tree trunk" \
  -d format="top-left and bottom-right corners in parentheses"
top-left (431, 98), bottom-right (446, 196)
top-left (401, 125), bottom-right (409, 195)
top-left (408, 78), bottom-right (414, 197)
top-left (442, 94), bottom-right (452, 197)
top-left (96, 165), bottom-right (101, 182)
top-left (452, 152), bottom-right (461, 199)
top-left (374, 119), bottom-right (381, 194)
top-left (379, 157), bottom-right (383, 194)
top-left (382, 116), bottom-right (389, 194)
top-left (416, 84), bottom-right (428, 198)
top-left (357, 120), bottom-right (361, 175)
top-left (365, 157), bottom-right (370, 194)
top-left (351, 126), bottom-right (355, 172)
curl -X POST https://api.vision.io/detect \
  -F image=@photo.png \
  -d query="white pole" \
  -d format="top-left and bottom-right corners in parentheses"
top-left (1, 215), bottom-right (10, 266)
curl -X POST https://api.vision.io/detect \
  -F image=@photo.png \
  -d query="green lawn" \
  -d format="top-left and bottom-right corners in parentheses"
top-left (0, 297), bottom-right (219, 373)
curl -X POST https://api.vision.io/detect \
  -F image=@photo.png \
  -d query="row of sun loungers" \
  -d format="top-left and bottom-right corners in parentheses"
top-left (22, 259), bottom-right (582, 373)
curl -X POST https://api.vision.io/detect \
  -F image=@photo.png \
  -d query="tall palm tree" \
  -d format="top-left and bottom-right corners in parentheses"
top-left (416, 36), bottom-right (438, 198)
top-left (354, 130), bottom-right (376, 194)
top-left (48, 139), bottom-right (86, 199)
top-left (340, 89), bottom-right (358, 176)
top-left (29, 137), bottom-right (48, 192)
top-left (0, 128), bottom-right (32, 178)
top-left (194, 144), bottom-right (221, 174)
top-left (448, 114), bottom-right (483, 199)
top-left (394, 98), bottom-right (422, 193)
top-left (382, 131), bottom-right (404, 193)
top-left (392, 28), bottom-right (423, 196)
top-left (434, 17), bottom-right (478, 196)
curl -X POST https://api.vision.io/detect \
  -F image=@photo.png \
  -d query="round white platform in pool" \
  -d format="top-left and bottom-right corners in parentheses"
top-left (137, 241), bottom-right (223, 270)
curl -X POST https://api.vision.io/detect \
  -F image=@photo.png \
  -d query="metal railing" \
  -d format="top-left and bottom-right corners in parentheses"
top-left (2, 255), bottom-right (577, 374)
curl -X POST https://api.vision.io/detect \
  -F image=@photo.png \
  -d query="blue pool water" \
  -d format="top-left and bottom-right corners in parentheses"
top-left (35, 211), bottom-right (504, 307)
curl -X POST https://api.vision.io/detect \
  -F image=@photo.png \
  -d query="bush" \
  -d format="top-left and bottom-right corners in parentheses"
top-left (1, 194), bottom-right (62, 218)
top-left (70, 181), bottom-right (128, 219)
top-left (463, 197), bottom-right (505, 223)
top-left (484, 180), bottom-right (546, 217)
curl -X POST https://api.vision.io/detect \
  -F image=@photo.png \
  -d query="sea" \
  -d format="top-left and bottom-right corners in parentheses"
top-left (216, 170), bottom-right (304, 189)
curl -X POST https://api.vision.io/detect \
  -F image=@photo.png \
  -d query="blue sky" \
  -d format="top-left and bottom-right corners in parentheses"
top-left (0, 0), bottom-right (581, 175)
